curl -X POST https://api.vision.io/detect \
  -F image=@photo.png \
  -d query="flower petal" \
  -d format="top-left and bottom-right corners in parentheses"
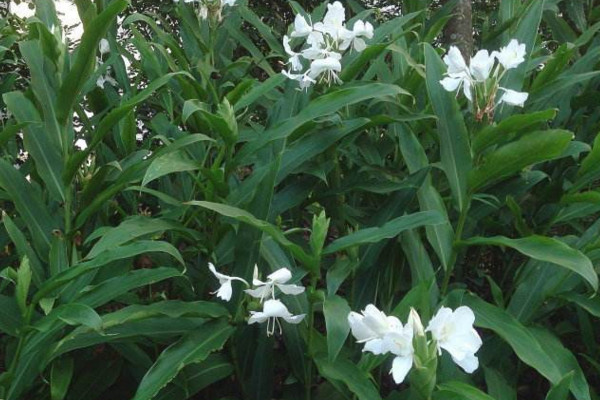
top-left (390, 355), bottom-right (413, 384)
top-left (277, 283), bottom-right (305, 295)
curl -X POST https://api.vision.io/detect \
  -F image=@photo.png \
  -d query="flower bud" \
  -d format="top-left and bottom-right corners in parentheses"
top-left (408, 308), bottom-right (425, 337)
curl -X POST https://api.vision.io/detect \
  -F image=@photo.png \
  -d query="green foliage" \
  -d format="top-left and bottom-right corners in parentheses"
top-left (0, 0), bottom-right (599, 399)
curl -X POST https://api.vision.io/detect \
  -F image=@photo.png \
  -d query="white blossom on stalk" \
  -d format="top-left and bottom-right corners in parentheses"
top-left (440, 46), bottom-right (473, 101)
top-left (283, 35), bottom-right (303, 71)
top-left (307, 56), bottom-right (342, 85)
top-left (291, 14), bottom-right (313, 38)
top-left (245, 266), bottom-right (305, 302)
top-left (498, 88), bottom-right (529, 107)
top-left (381, 323), bottom-right (414, 384)
top-left (248, 299), bottom-right (305, 336)
top-left (347, 304), bottom-right (403, 354)
top-left (493, 39), bottom-right (526, 70)
top-left (426, 306), bottom-right (482, 373)
top-left (469, 50), bottom-right (495, 81)
top-left (281, 2), bottom-right (373, 89)
top-left (208, 262), bottom-right (249, 302)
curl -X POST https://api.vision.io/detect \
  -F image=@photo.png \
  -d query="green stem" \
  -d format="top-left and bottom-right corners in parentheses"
top-left (7, 305), bottom-right (34, 380)
top-left (305, 273), bottom-right (319, 400)
top-left (441, 197), bottom-right (471, 296)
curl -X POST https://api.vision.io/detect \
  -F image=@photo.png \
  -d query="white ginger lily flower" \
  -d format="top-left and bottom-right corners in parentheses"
top-left (245, 266), bottom-right (305, 302)
top-left (347, 304), bottom-right (402, 353)
top-left (493, 39), bottom-right (526, 70)
top-left (208, 262), bottom-right (249, 302)
top-left (381, 322), bottom-right (414, 384)
top-left (291, 13), bottom-right (313, 38)
top-left (248, 299), bottom-right (305, 336)
top-left (307, 56), bottom-right (342, 84)
top-left (283, 35), bottom-right (303, 72)
top-left (282, 70), bottom-right (315, 90)
top-left (469, 49), bottom-right (495, 81)
top-left (426, 306), bottom-right (482, 373)
top-left (314, 1), bottom-right (350, 41)
top-left (498, 87), bottom-right (528, 107)
top-left (440, 46), bottom-right (473, 101)
top-left (340, 20), bottom-right (374, 52)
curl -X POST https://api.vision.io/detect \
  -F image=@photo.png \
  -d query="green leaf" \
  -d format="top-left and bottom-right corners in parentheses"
top-left (0, 295), bottom-right (23, 336)
top-left (50, 357), bottom-right (74, 400)
top-left (315, 355), bottom-right (382, 400)
top-left (323, 211), bottom-right (444, 255)
top-left (142, 151), bottom-right (199, 187)
top-left (464, 295), bottom-right (563, 385)
top-left (435, 381), bottom-right (495, 400)
top-left (323, 295), bottom-right (351, 362)
top-left (424, 43), bottom-right (472, 211)
top-left (235, 83), bottom-right (406, 163)
top-left (545, 373), bottom-right (574, 400)
top-left (75, 267), bottom-right (182, 308)
top-left (64, 72), bottom-right (191, 183)
top-left (3, 212), bottom-right (44, 287)
top-left (469, 130), bottom-right (573, 191)
top-left (461, 235), bottom-right (597, 290)
top-left (3, 91), bottom-right (65, 202)
top-left (16, 257), bottom-right (31, 317)
top-left (56, 0), bottom-right (129, 124)
top-left (472, 109), bottom-right (557, 155)
top-left (55, 303), bottom-right (103, 332)
top-left (186, 201), bottom-right (315, 269)
top-left (132, 319), bottom-right (234, 400)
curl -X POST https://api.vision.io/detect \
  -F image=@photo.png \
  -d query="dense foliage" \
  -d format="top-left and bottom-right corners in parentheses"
top-left (0, 0), bottom-right (599, 399)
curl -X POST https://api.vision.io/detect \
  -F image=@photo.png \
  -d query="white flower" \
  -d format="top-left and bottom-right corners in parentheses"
top-left (493, 39), bottom-right (526, 70)
top-left (340, 20), bottom-right (374, 52)
top-left (245, 266), bottom-right (305, 302)
top-left (347, 304), bottom-right (402, 354)
top-left (426, 306), bottom-right (482, 373)
top-left (282, 70), bottom-right (316, 90)
top-left (381, 323), bottom-right (414, 384)
top-left (291, 14), bottom-right (313, 38)
top-left (407, 307), bottom-right (425, 337)
top-left (208, 262), bottom-right (249, 302)
top-left (99, 38), bottom-right (110, 55)
top-left (307, 56), bottom-right (342, 84)
top-left (314, 1), bottom-right (350, 41)
top-left (498, 88), bottom-right (529, 107)
top-left (248, 299), bottom-right (305, 336)
top-left (440, 73), bottom-right (472, 101)
top-left (469, 49), bottom-right (495, 81)
top-left (443, 46), bottom-right (469, 75)
top-left (283, 35), bottom-right (303, 72)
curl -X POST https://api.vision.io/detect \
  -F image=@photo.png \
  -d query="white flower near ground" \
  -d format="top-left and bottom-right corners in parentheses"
top-left (381, 323), bottom-right (414, 384)
top-left (347, 304), bottom-right (403, 355)
top-left (426, 306), bottom-right (482, 373)
top-left (208, 262), bottom-right (249, 301)
top-left (493, 39), bottom-right (526, 70)
top-left (248, 299), bottom-right (305, 336)
top-left (348, 304), bottom-right (415, 384)
top-left (498, 88), bottom-right (529, 107)
top-left (245, 266), bottom-right (305, 302)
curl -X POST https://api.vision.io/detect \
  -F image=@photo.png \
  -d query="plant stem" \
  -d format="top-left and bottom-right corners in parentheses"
top-left (441, 197), bottom-right (471, 296)
top-left (305, 273), bottom-right (318, 400)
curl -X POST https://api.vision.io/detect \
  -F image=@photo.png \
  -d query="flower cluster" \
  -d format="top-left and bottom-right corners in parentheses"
top-left (440, 39), bottom-right (529, 120)
top-left (348, 305), bottom-right (482, 384)
top-left (173, 0), bottom-right (236, 21)
top-left (282, 1), bottom-right (373, 89)
top-left (209, 263), bottom-right (306, 336)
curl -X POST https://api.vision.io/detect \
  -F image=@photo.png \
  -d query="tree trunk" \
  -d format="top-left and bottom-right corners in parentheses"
top-left (443, 0), bottom-right (474, 58)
